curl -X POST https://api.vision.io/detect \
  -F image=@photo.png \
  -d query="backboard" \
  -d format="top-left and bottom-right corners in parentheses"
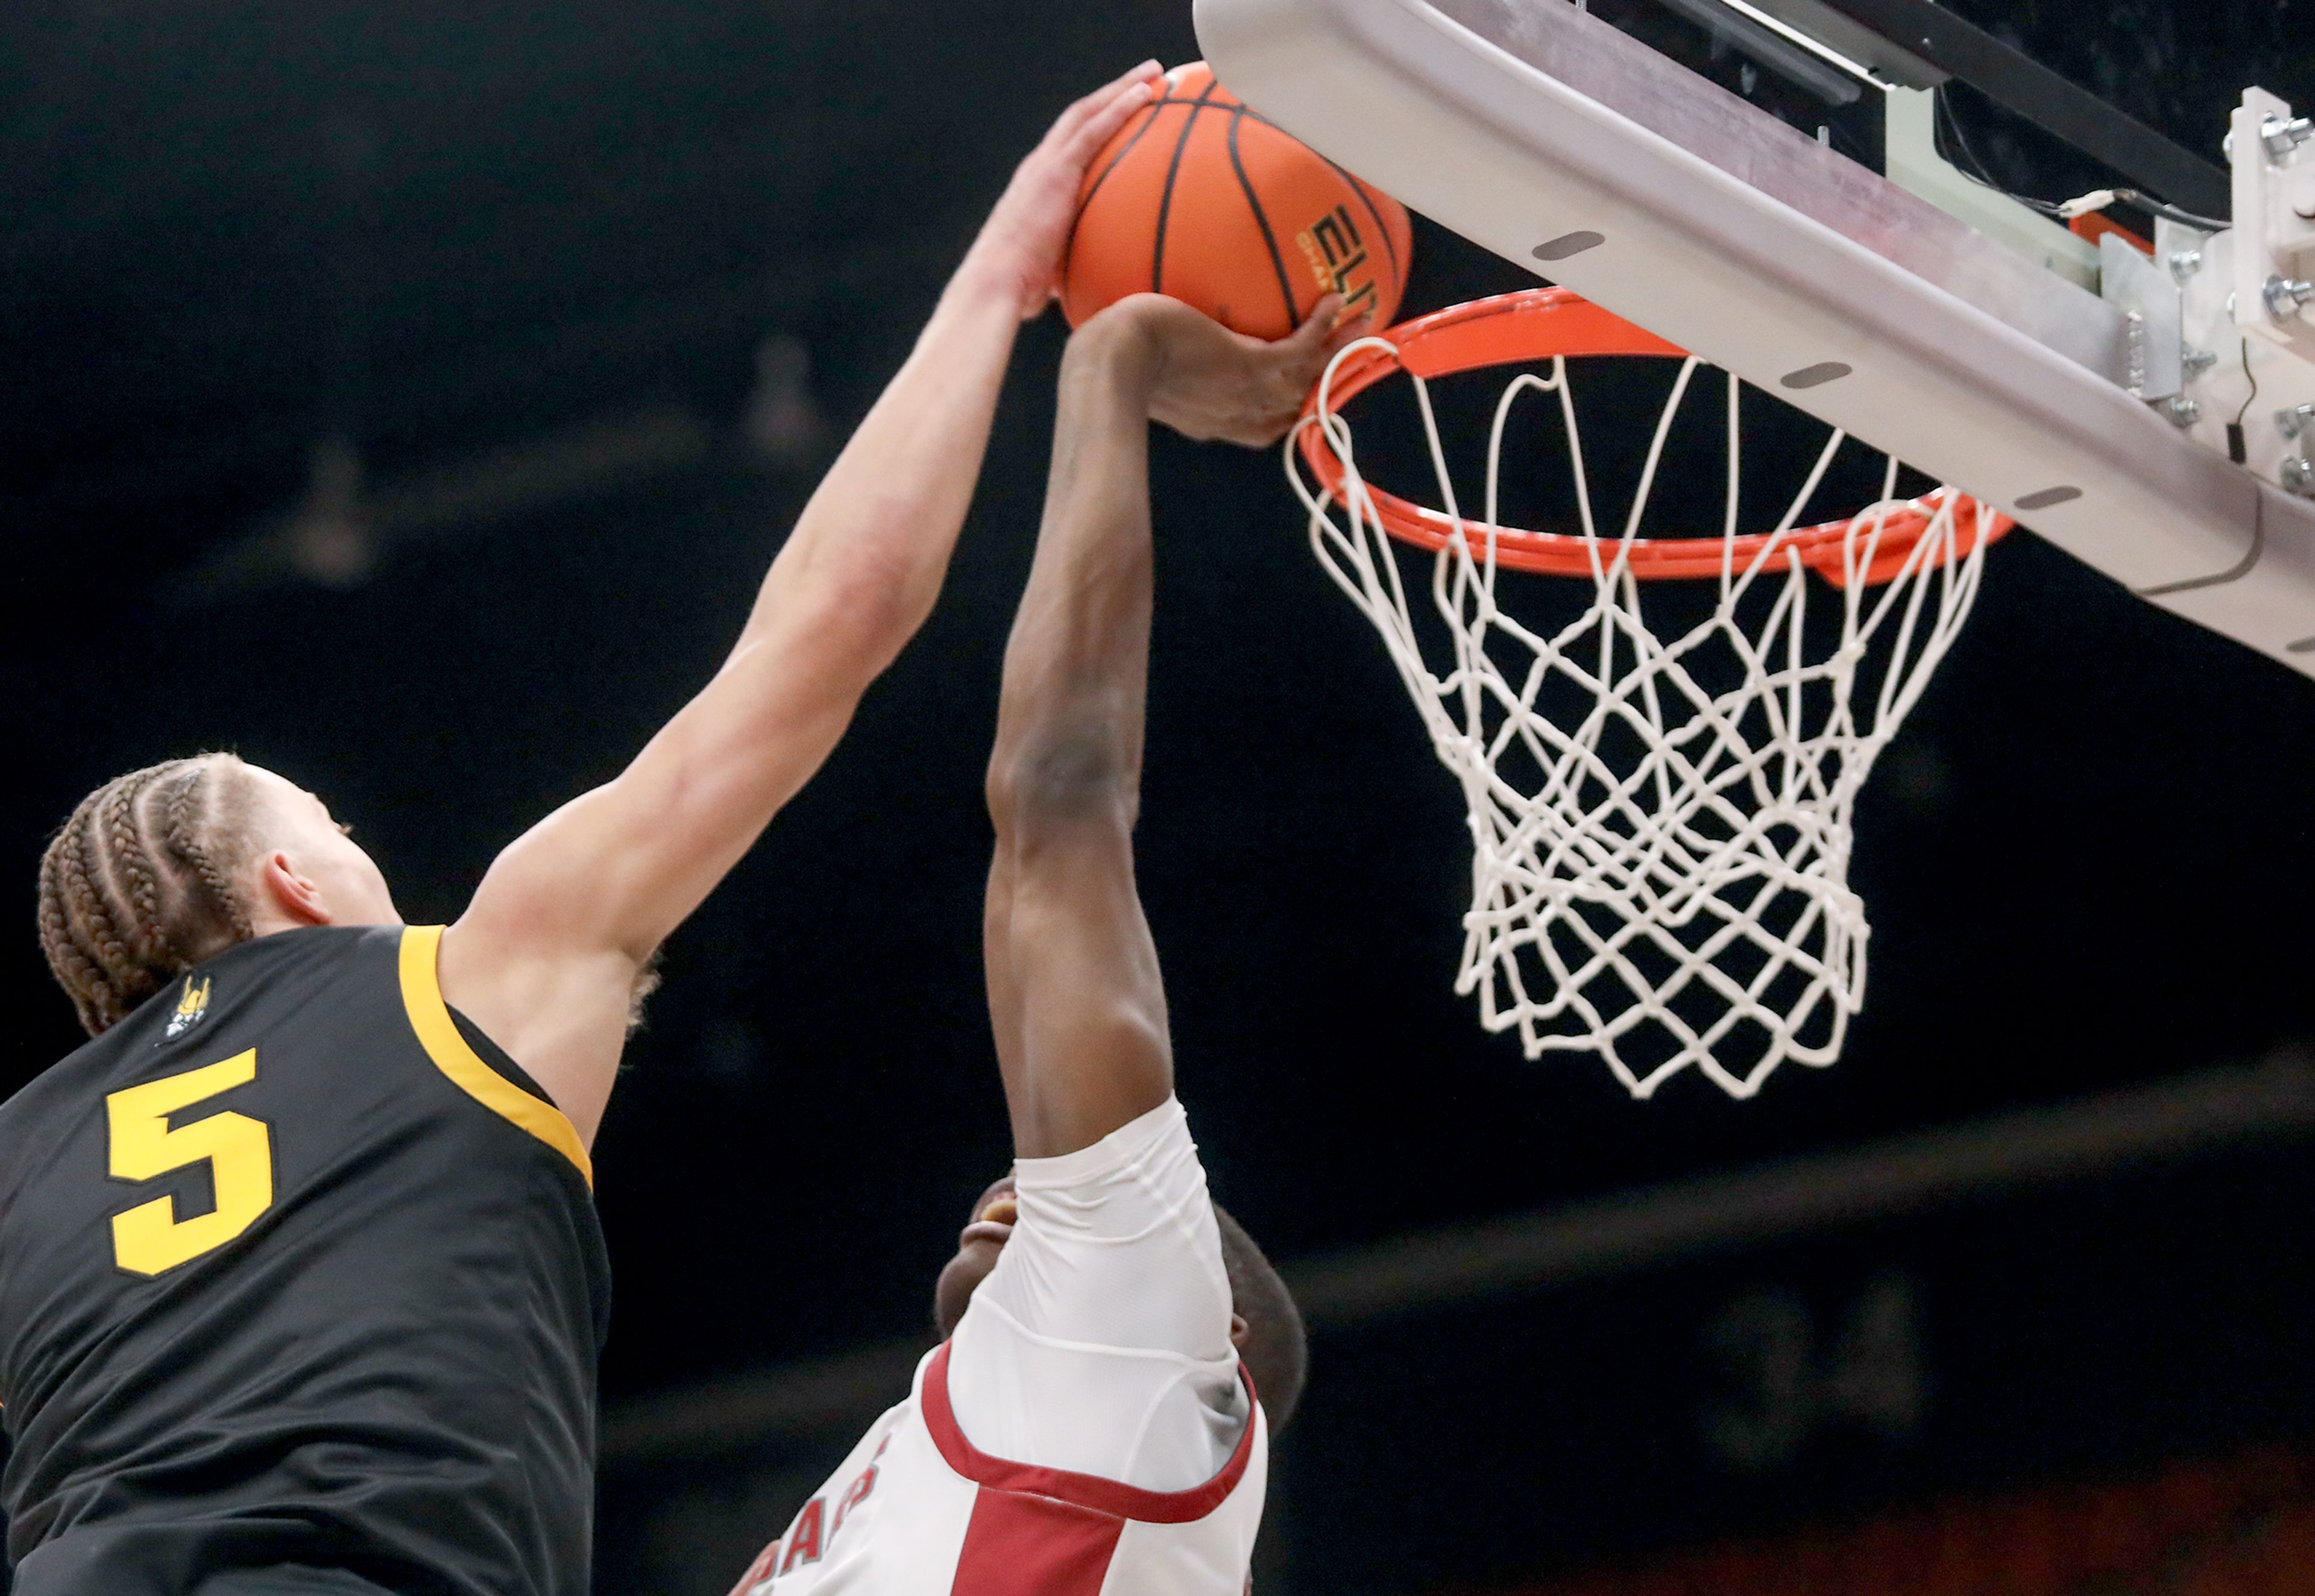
top-left (1194, 0), bottom-right (2315, 676)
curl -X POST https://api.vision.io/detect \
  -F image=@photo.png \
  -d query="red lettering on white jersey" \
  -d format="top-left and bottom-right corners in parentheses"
top-left (726, 1541), bottom-right (779, 1596)
top-left (834, 1435), bottom-right (890, 1535)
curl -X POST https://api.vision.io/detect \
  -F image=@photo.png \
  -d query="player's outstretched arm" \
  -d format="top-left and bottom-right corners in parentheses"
top-left (438, 64), bottom-right (1163, 1144)
top-left (984, 293), bottom-right (1352, 1158)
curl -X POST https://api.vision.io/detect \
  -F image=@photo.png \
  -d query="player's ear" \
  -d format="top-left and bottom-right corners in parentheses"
top-left (1229, 1312), bottom-right (1250, 1349)
top-left (259, 851), bottom-right (332, 927)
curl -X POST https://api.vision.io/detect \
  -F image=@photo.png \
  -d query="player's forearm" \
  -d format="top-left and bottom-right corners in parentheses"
top-left (987, 313), bottom-right (1161, 825)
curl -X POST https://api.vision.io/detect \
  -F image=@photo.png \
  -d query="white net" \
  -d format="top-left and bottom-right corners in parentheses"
top-left (1288, 333), bottom-right (1998, 1098)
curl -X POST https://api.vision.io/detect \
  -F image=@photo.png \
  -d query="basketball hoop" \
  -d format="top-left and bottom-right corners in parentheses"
top-left (1288, 287), bottom-right (2011, 1099)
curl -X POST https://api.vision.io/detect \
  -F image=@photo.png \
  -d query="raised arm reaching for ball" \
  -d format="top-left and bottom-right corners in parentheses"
top-left (432, 62), bottom-right (1167, 1142)
top-left (37, 66), bottom-right (1169, 1155)
top-left (722, 292), bottom-right (1356, 1596)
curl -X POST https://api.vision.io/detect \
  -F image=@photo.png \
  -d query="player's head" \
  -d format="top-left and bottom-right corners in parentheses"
top-left (38, 753), bottom-right (400, 1037)
top-left (932, 1177), bottom-right (1311, 1430)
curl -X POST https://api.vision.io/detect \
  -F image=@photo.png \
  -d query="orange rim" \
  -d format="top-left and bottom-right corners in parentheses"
top-left (1296, 287), bottom-right (2013, 586)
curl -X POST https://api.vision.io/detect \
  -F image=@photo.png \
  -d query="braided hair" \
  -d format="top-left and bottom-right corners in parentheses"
top-left (37, 755), bottom-right (259, 1037)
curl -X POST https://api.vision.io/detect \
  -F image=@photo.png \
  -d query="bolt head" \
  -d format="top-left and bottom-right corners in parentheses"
top-left (2164, 396), bottom-right (2203, 427)
top-left (2169, 248), bottom-right (2203, 283)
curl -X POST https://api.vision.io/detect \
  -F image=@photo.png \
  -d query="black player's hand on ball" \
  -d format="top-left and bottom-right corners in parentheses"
top-left (1104, 293), bottom-right (1367, 447)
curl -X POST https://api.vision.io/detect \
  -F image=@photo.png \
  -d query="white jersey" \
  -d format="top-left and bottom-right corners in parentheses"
top-left (727, 1343), bottom-right (1265, 1596)
top-left (728, 1099), bottom-right (1268, 1596)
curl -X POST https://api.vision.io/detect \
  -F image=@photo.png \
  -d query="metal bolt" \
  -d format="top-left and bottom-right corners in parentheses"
top-left (2164, 395), bottom-right (2203, 427)
top-left (2182, 347), bottom-right (2220, 377)
top-left (2265, 275), bottom-right (2315, 319)
top-left (2278, 404), bottom-right (2315, 439)
top-left (2170, 248), bottom-right (2203, 283)
top-left (2264, 115), bottom-right (2315, 162)
top-left (2284, 456), bottom-right (2315, 497)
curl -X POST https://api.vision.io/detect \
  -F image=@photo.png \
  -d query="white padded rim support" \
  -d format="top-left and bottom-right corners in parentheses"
top-left (1195, 0), bottom-right (2315, 674)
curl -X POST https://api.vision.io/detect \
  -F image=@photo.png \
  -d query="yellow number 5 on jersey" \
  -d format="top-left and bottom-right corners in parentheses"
top-left (107, 1050), bottom-right (275, 1278)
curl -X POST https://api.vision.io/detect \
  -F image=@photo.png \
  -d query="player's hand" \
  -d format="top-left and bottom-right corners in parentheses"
top-left (964, 63), bottom-right (1166, 321)
top-left (1107, 292), bottom-right (1369, 447)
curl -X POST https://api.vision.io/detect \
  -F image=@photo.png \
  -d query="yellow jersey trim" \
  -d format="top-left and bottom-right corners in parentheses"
top-left (397, 925), bottom-right (594, 1190)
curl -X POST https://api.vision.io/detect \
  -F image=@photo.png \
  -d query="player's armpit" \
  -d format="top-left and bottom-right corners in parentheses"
top-left (436, 606), bottom-right (869, 1140)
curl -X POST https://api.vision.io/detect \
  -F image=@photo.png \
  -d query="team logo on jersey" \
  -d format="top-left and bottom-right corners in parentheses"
top-left (163, 976), bottom-right (212, 1040)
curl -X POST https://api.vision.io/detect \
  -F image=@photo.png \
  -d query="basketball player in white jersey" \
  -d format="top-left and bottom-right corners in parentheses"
top-left (725, 291), bottom-right (1363, 1595)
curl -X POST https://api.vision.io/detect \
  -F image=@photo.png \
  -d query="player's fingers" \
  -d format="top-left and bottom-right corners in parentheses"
top-left (1059, 72), bottom-right (1161, 164)
top-left (1071, 60), bottom-right (1164, 120)
top-left (1328, 296), bottom-right (1378, 344)
top-left (1286, 303), bottom-right (1376, 404)
top-left (1318, 304), bottom-right (1378, 369)
top-left (1271, 294), bottom-right (1349, 391)
top-left (1232, 306), bottom-right (1351, 444)
top-left (1284, 294), bottom-right (1346, 355)
top-left (1048, 60), bottom-right (1162, 146)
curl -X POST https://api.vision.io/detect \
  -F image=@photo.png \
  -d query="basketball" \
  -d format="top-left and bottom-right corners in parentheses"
top-left (1060, 62), bottom-right (1413, 340)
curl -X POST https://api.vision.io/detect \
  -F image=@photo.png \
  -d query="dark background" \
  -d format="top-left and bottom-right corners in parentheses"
top-left (5, 0), bottom-right (2315, 1589)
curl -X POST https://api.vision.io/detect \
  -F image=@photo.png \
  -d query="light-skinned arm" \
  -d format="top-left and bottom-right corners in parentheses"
top-left (438, 64), bottom-right (1165, 1145)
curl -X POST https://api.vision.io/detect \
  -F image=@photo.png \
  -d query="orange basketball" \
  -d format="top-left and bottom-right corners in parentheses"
top-left (1061, 62), bottom-right (1413, 341)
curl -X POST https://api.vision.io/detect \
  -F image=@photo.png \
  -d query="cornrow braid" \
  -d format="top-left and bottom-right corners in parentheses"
top-left (102, 774), bottom-right (165, 964)
top-left (161, 762), bottom-right (256, 946)
top-left (68, 802), bottom-right (139, 1015)
top-left (35, 835), bottom-right (115, 1036)
top-left (36, 755), bottom-right (259, 1038)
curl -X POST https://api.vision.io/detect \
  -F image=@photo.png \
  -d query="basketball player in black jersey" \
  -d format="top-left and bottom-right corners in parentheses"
top-left (2, 63), bottom-right (1165, 1596)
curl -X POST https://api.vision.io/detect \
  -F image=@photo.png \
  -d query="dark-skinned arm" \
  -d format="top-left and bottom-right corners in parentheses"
top-left (982, 292), bottom-right (1357, 1159)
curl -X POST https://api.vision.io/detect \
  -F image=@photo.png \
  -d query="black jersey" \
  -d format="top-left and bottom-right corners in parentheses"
top-left (0, 925), bottom-right (609, 1596)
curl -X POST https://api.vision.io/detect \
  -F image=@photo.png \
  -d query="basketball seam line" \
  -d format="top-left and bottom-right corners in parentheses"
top-left (1101, 96), bottom-right (1285, 136)
top-left (1104, 92), bottom-right (1279, 127)
top-left (1226, 106), bottom-right (1300, 331)
top-left (1151, 93), bottom-right (1397, 311)
top-left (1077, 90), bottom-right (1174, 231)
top-left (1150, 78), bottom-right (1223, 297)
